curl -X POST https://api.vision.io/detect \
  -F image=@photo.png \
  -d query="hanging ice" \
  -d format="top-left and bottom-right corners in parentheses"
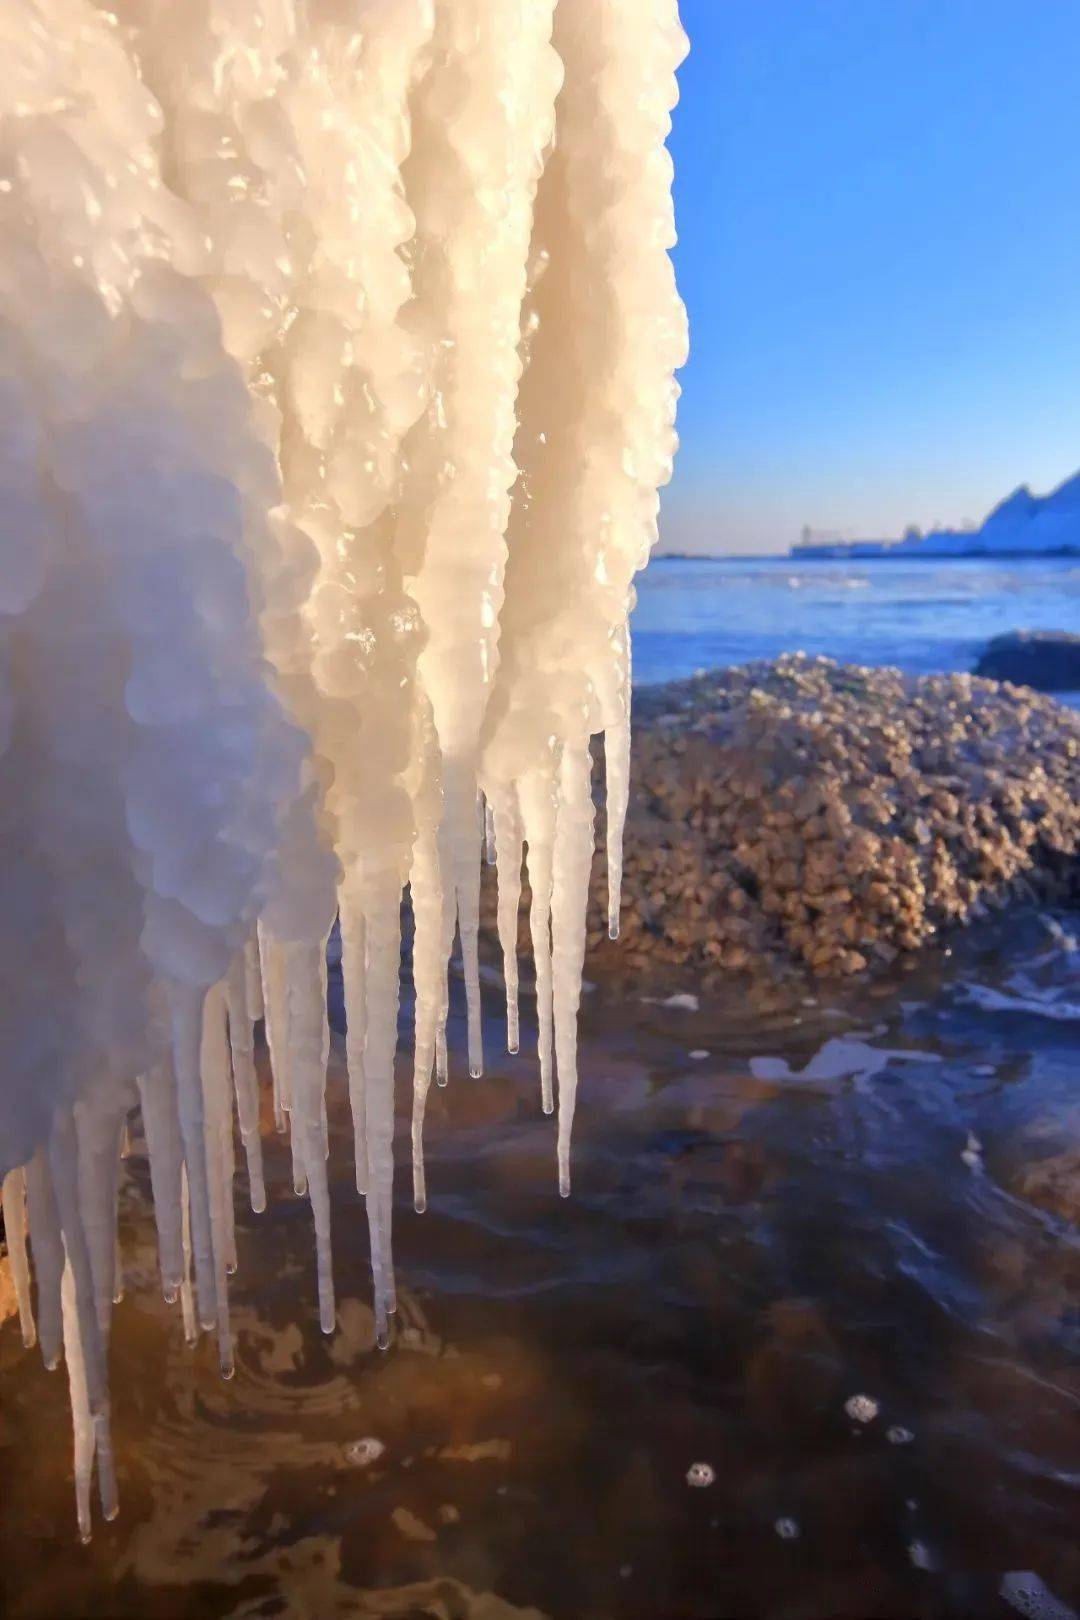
top-left (0, 0), bottom-right (687, 1539)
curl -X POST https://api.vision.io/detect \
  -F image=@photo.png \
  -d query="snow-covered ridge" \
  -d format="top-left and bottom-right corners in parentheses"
top-left (793, 469), bottom-right (1080, 559)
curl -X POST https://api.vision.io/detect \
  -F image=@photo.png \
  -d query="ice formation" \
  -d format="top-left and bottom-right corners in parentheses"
top-left (0, 0), bottom-right (687, 1537)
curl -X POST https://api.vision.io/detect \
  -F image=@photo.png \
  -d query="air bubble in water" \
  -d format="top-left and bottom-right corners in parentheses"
top-left (844, 1393), bottom-right (879, 1423)
top-left (345, 1437), bottom-right (386, 1468)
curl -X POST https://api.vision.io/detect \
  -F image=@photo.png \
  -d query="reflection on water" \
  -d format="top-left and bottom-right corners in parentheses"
top-left (1, 909), bottom-right (1078, 1619)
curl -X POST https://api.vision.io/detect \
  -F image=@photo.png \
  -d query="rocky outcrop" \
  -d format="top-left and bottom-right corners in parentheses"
top-left (585, 656), bottom-right (1079, 980)
top-left (974, 631), bottom-right (1080, 692)
top-left (1012, 1148), bottom-right (1080, 1226)
top-left (479, 656), bottom-right (1080, 982)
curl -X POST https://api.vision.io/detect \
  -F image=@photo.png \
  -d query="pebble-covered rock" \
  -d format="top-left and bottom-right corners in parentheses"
top-left (480, 655), bottom-right (1080, 982)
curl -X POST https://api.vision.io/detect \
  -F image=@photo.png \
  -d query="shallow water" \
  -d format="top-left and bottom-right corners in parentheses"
top-left (632, 556), bottom-right (1080, 694)
top-left (2, 909), bottom-right (1078, 1619)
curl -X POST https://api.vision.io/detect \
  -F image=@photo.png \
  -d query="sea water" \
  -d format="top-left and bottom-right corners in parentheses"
top-left (1, 906), bottom-right (1077, 1619)
top-left (632, 555), bottom-right (1080, 689)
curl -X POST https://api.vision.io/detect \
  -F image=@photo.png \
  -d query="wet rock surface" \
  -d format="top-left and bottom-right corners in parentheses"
top-left (974, 631), bottom-right (1080, 692)
top-left (513, 656), bottom-right (1079, 983)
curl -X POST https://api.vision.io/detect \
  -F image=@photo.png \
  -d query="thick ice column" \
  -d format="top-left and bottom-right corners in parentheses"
top-left (0, 0), bottom-right (334, 1228)
top-left (547, 0), bottom-right (687, 719)
top-left (0, 0), bottom-right (688, 1540)
top-left (2, 1168), bottom-right (37, 1349)
top-left (479, 0), bottom-right (686, 1186)
top-left (127, 4), bottom-right (424, 1170)
top-left (275, 7), bottom-right (433, 1178)
top-left (403, 1), bottom-right (562, 1084)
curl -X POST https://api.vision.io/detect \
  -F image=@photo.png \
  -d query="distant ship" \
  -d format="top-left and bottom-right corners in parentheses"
top-left (791, 469), bottom-right (1080, 560)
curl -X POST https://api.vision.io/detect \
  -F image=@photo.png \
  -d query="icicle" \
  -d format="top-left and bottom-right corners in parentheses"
top-left (74, 1085), bottom-right (128, 1344)
top-left (551, 742), bottom-right (596, 1196)
top-left (48, 1108), bottom-right (118, 1531)
top-left (258, 923), bottom-right (291, 1140)
top-left (136, 1062), bottom-right (185, 1302)
top-left (244, 931), bottom-right (264, 1025)
top-left (339, 895), bottom-right (369, 1197)
top-left (262, 928), bottom-right (307, 1196)
top-left (282, 938), bottom-right (336, 1334)
top-left (179, 1165), bottom-right (197, 1346)
top-left (359, 875), bottom-right (403, 1348)
top-left (61, 1258), bottom-right (94, 1545)
top-left (461, 785), bottom-right (485, 1081)
top-left (47, 1111), bottom-right (108, 1410)
top-left (491, 786), bottom-right (525, 1055)
top-left (221, 1079), bottom-right (238, 1278)
top-left (484, 798), bottom-right (497, 866)
top-left (225, 951), bottom-right (266, 1214)
top-left (168, 985), bottom-right (217, 1332)
top-left (405, 2), bottom-right (562, 1091)
top-left (409, 816), bottom-right (446, 1214)
top-left (520, 768), bottom-right (559, 1115)
top-left (0, 0), bottom-right (687, 1533)
top-left (2, 1167), bottom-right (36, 1349)
top-left (199, 983), bottom-right (235, 1378)
top-left (605, 623), bottom-right (633, 939)
top-left (25, 1146), bottom-right (64, 1369)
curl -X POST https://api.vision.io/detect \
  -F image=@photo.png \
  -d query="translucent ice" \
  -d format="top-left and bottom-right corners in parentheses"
top-left (0, 0), bottom-right (686, 1539)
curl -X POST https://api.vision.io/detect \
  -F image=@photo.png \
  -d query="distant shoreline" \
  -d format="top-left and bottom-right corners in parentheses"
top-left (654, 549), bottom-right (1080, 563)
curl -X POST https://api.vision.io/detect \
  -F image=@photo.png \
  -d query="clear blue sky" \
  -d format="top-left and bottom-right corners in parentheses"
top-left (661, 0), bottom-right (1080, 554)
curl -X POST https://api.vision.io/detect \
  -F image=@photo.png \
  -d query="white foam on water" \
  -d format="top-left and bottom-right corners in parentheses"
top-left (752, 1039), bottom-right (939, 1089)
top-left (1000, 1573), bottom-right (1078, 1620)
